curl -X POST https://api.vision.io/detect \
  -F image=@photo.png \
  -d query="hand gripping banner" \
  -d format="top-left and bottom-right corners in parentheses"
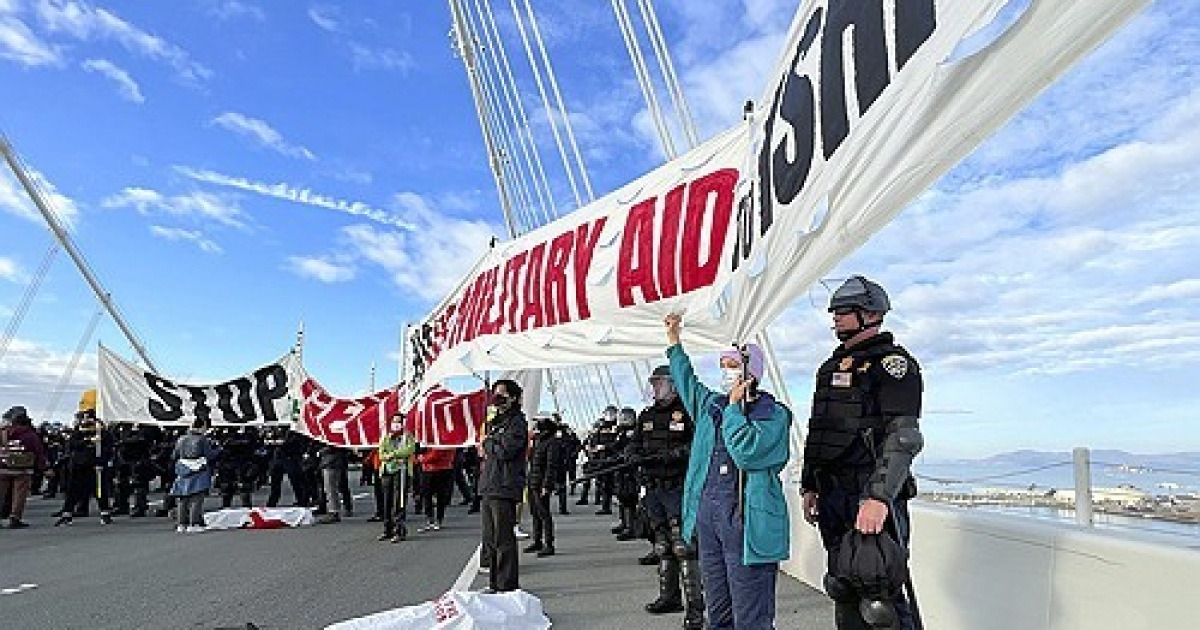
top-left (404, 0), bottom-right (1148, 395)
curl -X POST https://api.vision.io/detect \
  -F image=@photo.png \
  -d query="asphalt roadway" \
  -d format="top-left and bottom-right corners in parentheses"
top-left (2, 484), bottom-right (833, 629)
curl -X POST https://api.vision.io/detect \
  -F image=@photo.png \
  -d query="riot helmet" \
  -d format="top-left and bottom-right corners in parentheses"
top-left (828, 276), bottom-right (890, 314)
top-left (602, 405), bottom-right (619, 424)
top-left (829, 276), bottom-right (890, 342)
top-left (618, 406), bottom-right (637, 427)
top-left (648, 365), bottom-right (677, 405)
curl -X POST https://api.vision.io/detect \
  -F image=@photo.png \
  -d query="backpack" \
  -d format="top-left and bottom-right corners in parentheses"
top-left (0, 428), bottom-right (37, 470)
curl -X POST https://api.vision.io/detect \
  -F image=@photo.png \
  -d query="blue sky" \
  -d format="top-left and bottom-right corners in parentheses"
top-left (1, 1), bottom-right (1196, 458)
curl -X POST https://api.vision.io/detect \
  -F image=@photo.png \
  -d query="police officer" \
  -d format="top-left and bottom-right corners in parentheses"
top-left (55, 410), bottom-right (116, 526)
top-left (265, 427), bottom-right (310, 508)
top-left (611, 407), bottom-right (640, 540)
top-left (589, 406), bottom-right (620, 516)
top-left (632, 365), bottom-right (704, 628)
top-left (801, 276), bottom-right (924, 630)
top-left (112, 424), bottom-right (155, 517)
top-left (217, 426), bottom-right (261, 508)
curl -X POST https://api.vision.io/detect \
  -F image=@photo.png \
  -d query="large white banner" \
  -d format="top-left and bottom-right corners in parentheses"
top-left (402, 0), bottom-right (1148, 395)
top-left (98, 345), bottom-right (302, 426)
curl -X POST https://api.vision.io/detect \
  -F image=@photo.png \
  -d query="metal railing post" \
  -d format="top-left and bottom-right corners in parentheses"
top-left (1073, 447), bottom-right (1094, 527)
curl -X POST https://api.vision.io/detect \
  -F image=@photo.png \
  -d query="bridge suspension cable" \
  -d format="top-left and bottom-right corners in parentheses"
top-left (0, 243), bottom-right (58, 366)
top-left (41, 306), bottom-right (104, 423)
top-left (0, 132), bottom-right (159, 373)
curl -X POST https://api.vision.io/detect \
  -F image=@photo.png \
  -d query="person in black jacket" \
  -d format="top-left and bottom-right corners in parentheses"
top-left (524, 416), bottom-right (563, 557)
top-left (478, 378), bottom-right (528, 593)
top-left (554, 416), bottom-right (575, 515)
top-left (265, 428), bottom-right (310, 508)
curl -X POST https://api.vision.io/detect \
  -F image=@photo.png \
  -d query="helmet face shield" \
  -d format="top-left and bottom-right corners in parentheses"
top-left (649, 377), bottom-right (677, 404)
top-left (828, 276), bottom-right (890, 314)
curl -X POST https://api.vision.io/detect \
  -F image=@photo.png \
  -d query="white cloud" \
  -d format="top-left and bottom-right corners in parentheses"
top-left (211, 112), bottom-right (316, 161)
top-left (206, 0), bottom-right (264, 21)
top-left (102, 187), bottom-right (247, 229)
top-left (285, 255), bottom-right (355, 283)
top-left (1135, 279), bottom-right (1200, 304)
top-left (307, 5), bottom-right (340, 32)
top-left (0, 15), bottom-right (61, 66)
top-left (175, 166), bottom-right (415, 230)
top-left (0, 337), bottom-right (98, 424)
top-left (81, 57), bottom-right (143, 102)
top-left (288, 191), bottom-right (498, 301)
top-left (0, 165), bottom-right (80, 227)
top-left (0, 255), bottom-right (20, 282)
top-left (349, 42), bottom-right (414, 74)
top-left (33, 0), bottom-right (211, 82)
top-left (148, 225), bottom-right (222, 254)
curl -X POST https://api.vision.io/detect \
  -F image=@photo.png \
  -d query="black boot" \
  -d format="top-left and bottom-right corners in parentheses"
top-left (616, 506), bottom-right (638, 540)
top-left (523, 541), bottom-right (544, 554)
top-left (680, 558), bottom-right (705, 629)
top-left (240, 492), bottom-right (253, 508)
top-left (536, 544), bottom-right (555, 557)
top-left (638, 549), bottom-right (659, 566)
top-left (645, 557), bottom-right (683, 614)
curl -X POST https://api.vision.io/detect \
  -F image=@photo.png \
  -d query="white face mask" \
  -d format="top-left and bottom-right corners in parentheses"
top-left (720, 367), bottom-right (743, 393)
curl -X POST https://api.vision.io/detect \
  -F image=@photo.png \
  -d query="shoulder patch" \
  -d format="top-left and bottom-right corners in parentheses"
top-left (881, 354), bottom-right (908, 379)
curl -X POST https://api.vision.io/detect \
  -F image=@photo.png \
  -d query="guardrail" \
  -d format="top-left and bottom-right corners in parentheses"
top-left (780, 484), bottom-right (1200, 630)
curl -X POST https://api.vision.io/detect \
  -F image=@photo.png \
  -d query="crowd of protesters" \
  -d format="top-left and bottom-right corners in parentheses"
top-left (2, 275), bottom-right (924, 630)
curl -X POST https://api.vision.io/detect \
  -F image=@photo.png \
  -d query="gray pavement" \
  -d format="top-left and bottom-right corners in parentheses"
top-left (3, 485), bottom-right (834, 629)
top-left (470, 502), bottom-right (834, 629)
top-left (0, 485), bottom-right (479, 629)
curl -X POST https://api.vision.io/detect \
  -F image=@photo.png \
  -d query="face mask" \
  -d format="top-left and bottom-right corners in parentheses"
top-left (491, 393), bottom-right (510, 409)
top-left (390, 423), bottom-right (405, 434)
top-left (720, 367), bottom-right (743, 393)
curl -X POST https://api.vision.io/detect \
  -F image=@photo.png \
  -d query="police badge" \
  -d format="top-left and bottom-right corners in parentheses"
top-left (881, 355), bottom-right (908, 379)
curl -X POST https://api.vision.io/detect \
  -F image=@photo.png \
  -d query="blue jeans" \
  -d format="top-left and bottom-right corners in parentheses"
top-left (696, 494), bottom-right (778, 629)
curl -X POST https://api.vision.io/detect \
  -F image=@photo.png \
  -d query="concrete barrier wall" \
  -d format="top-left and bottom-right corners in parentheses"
top-left (780, 484), bottom-right (1200, 629)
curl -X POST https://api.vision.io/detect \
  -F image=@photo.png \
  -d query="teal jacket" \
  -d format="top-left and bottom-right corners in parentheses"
top-left (669, 343), bottom-right (792, 565)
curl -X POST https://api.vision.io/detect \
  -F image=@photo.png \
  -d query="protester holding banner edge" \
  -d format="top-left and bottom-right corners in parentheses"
top-left (664, 312), bottom-right (792, 629)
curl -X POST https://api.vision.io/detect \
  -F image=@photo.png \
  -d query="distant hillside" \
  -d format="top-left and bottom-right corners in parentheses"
top-left (925, 450), bottom-right (1200, 471)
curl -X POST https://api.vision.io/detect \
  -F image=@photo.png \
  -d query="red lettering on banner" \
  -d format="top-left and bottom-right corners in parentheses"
top-left (520, 243), bottom-right (546, 331)
top-left (617, 198), bottom-right (660, 307)
top-left (572, 218), bottom-right (606, 321)
top-left (451, 274), bottom-right (482, 347)
top-left (503, 251), bottom-right (527, 333)
top-left (542, 231), bottom-right (573, 326)
top-left (680, 169), bottom-right (737, 293)
top-left (477, 267), bottom-right (503, 338)
top-left (657, 184), bottom-right (686, 299)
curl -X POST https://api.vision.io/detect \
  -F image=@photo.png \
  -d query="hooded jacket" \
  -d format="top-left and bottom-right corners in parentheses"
top-left (669, 343), bottom-right (792, 565)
